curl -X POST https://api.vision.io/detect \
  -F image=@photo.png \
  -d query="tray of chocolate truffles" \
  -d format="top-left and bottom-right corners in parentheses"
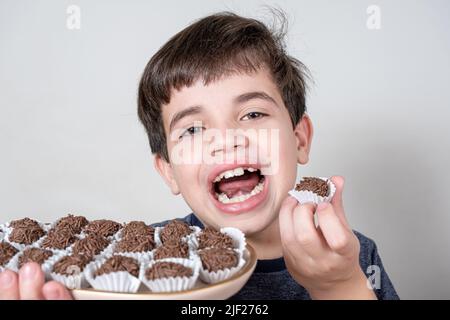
top-left (0, 216), bottom-right (256, 299)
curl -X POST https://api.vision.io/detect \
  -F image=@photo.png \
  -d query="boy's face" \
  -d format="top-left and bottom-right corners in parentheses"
top-left (155, 68), bottom-right (313, 236)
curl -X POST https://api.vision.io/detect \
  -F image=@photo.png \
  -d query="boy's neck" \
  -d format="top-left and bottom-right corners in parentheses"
top-left (247, 218), bottom-right (283, 260)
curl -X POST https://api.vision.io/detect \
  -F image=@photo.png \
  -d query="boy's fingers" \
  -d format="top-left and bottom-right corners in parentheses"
top-left (316, 202), bottom-right (352, 255)
top-left (18, 263), bottom-right (45, 300)
top-left (0, 270), bottom-right (20, 300)
top-left (43, 281), bottom-right (73, 300)
top-left (330, 176), bottom-right (350, 229)
top-left (279, 196), bottom-right (299, 248)
top-left (292, 203), bottom-right (325, 255)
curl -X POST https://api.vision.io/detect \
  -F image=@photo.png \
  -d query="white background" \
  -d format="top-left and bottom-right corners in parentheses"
top-left (1, 0), bottom-right (449, 299)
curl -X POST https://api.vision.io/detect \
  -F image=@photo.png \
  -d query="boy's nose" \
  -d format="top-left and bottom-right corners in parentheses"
top-left (209, 129), bottom-right (250, 158)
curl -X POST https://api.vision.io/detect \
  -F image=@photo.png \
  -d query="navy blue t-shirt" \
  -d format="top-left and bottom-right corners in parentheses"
top-left (153, 213), bottom-right (399, 300)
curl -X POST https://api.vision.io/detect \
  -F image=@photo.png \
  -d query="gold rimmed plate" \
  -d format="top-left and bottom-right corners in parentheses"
top-left (71, 244), bottom-right (257, 300)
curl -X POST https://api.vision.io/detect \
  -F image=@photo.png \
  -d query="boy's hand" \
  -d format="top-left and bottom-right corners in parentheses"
top-left (279, 176), bottom-right (376, 300)
top-left (0, 262), bottom-right (73, 300)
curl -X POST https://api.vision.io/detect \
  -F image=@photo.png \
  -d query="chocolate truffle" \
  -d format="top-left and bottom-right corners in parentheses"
top-left (198, 247), bottom-right (239, 272)
top-left (121, 221), bottom-right (154, 239)
top-left (83, 219), bottom-right (122, 238)
top-left (0, 241), bottom-right (18, 266)
top-left (54, 214), bottom-right (89, 235)
top-left (18, 248), bottom-right (53, 268)
top-left (197, 227), bottom-right (234, 249)
top-left (94, 255), bottom-right (140, 278)
top-left (114, 235), bottom-right (154, 253)
top-left (52, 254), bottom-right (91, 276)
top-left (9, 217), bottom-right (41, 229)
top-left (9, 224), bottom-right (45, 245)
top-left (153, 241), bottom-right (189, 260)
top-left (72, 233), bottom-right (110, 257)
top-left (295, 177), bottom-right (329, 197)
top-left (159, 220), bottom-right (192, 244)
top-left (41, 228), bottom-right (77, 250)
top-left (145, 261), bottom-right (193, 280)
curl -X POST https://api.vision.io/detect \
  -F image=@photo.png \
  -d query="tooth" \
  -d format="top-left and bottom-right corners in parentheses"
top-left (233, 167), bottom-right (244, 176)
top-left (224, 170), bottom-right (234, 179)
top-left (222, 198), bottom-right (230, 204)
top-left (247, 167), bottom-right (257, 172)
top-left (213, 176), bottom-right (221, 183)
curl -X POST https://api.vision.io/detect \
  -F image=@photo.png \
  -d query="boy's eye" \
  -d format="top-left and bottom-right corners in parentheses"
top-left (240, 111), bottom-right (268, 121)
top-left (179, 126), bottom-right (204, 138)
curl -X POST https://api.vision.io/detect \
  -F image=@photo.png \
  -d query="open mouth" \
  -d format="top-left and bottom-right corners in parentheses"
top-left (208, 165), bottom-right (269, 214)
top-left (212, 167), bottom-right (265, 203)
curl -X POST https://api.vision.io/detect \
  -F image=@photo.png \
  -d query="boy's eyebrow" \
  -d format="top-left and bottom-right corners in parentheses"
top-left (233, 91), bottom-right (279, 108)
top-left (169, 105), bottom-right (203, 132)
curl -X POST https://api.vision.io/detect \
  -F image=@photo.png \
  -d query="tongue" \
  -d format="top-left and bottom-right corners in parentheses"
top-left (216, 172), bottom-right (260, 198)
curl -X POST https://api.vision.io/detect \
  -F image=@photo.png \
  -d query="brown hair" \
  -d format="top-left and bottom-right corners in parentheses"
top-left (138, 10), bottom-right (310, 162)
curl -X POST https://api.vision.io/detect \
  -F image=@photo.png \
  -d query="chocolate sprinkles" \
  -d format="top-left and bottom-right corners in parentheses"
top-left (295, 177), bottom-right (329, 197)
top-left (95, 255), bottom-right (140, 278)
top-left (145, 261), bottom-right (193, 280)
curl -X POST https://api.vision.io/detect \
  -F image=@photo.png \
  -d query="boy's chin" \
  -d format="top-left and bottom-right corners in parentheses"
top-left (208, 209), bottom-right (277, 237)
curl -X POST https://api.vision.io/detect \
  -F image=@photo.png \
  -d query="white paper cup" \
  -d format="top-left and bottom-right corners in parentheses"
top-left (48, 256), bottom-right (90, 290)
top-left (84, 256), bottom-right (142, 293)
top-left (140, 258), bottom-right (200, 293)
top-left (196, 248), bottom-right (245, 284)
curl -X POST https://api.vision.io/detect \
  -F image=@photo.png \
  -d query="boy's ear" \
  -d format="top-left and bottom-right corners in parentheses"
top-left (294, 113), bottom-right (314, 165)
top-left (154, 155), bottom-right (181, 195)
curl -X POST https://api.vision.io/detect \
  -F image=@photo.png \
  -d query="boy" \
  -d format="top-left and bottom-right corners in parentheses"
top-left (0, 11), bottom-right (398, 300)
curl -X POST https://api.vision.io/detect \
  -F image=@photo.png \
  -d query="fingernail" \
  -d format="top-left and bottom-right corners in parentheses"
top-left (317, 202), bottom-right (329, 211)
top-left (45, 287), bottom-right (60, 300)
top-left (0, 272), bottom-right (14, 288)
top-left (21, 263), bottom-right (37, 281)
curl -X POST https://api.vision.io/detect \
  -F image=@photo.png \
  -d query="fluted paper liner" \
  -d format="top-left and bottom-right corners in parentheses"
top-left (49, 264), bottom-right (89, 290)
top-left (197, 248), bottom-right (246, 284)
top-left (140, 258), bottom-right (200, 293)
top-left (84, 256), bottom-right (141, 293)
